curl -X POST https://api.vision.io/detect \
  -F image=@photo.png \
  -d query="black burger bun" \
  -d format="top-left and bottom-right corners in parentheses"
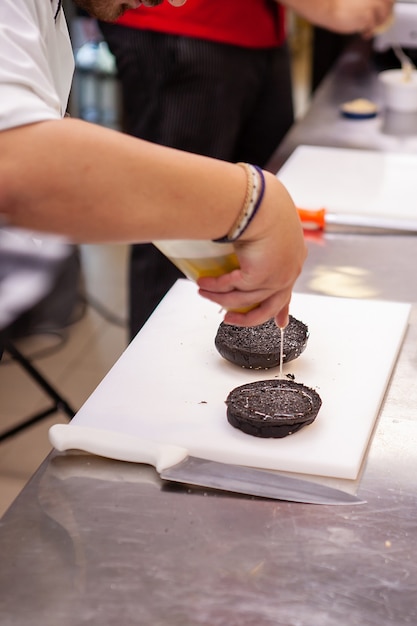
top-left (215, 316), bottom-right (309, 369)
top-left (225, 379), bottom-right (322, 438)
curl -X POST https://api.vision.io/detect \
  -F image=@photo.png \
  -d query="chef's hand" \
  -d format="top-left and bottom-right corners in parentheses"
top-left (197, 171), bottom-right (307, 329)
top-left (330, 0), bottom-right (395, 38)
top-left (360, 0), bottom-right (395, 39)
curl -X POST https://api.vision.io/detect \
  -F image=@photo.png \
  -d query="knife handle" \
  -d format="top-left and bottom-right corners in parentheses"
top-left (297, 207), bottom-right (326, 230)
top-left (49, 424), bottom-right (189, 473)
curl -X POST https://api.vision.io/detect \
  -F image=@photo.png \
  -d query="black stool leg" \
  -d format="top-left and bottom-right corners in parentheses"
top-left (0, 342), bottom-right (76, 442)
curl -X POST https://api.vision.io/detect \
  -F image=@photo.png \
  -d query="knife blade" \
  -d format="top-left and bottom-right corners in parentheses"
top-left (297, 207), bottom-right (417, 235)
top-left (49, 424), bottom-right (364, 506)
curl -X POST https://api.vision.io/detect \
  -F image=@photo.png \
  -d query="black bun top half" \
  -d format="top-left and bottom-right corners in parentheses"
top-left (226, 379), bottom-right (322, 438)
top-left (215, 316), bottom-right (309, 369)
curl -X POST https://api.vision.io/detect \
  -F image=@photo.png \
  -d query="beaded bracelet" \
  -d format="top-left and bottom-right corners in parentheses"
top-left (213, 162), bottom-right (265, 243)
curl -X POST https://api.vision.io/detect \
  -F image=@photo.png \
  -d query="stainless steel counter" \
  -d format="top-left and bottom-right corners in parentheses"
top-left (268, 38), bottom-right (417, 176)
top-left (1, 39), bottom-right (417, 625)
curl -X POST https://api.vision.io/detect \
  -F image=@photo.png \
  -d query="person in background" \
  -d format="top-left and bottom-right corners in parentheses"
top-left (98, 0), bottom-right (394, 339)
top-left (311, 27), bottom-right (354, 92)
top-left (0, 0), bottom-right (306, 337)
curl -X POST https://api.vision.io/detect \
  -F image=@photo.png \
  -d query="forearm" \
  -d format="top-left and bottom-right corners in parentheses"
top-left (0, 118), bottom-right (246, 242)
top-left (0, 117), bottom-right (306, 327)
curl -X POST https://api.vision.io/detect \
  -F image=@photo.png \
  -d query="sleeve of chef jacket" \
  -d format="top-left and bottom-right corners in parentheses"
top-left (0, 0), bottom-right (74, 131)
top-left (0, 0), bottom-right (74, 334)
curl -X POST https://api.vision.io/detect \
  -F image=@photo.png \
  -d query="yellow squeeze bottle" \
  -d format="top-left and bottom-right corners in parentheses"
top-left (153, 240), bottom-right (238, 280)
top-left (152, 240), bottom-right (255, 312)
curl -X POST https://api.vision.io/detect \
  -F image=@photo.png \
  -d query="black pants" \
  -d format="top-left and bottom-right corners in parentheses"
top-left (99, 24), bottom-right (294, 339)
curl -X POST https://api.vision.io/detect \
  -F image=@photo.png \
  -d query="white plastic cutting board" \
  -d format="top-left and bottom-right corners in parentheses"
top-left (68, 280), bottom-right (410, 480)
top-left (277, 145), bottom-right (417, 221)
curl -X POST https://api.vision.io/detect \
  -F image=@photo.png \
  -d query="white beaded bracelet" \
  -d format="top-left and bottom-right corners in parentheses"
top-left (214, 162), bottom-right (265, 243)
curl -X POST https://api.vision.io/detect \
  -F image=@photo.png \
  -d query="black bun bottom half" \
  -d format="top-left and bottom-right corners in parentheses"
top-left (215, 316), bottom-right (309, 369)
top-left (225, 379), bottom-right (322, 438)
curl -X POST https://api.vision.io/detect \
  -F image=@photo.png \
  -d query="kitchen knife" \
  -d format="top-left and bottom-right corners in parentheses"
top-left (49, 424), bottom-right (364, 506)
top-left (297, 207), bottom-right (417, 234)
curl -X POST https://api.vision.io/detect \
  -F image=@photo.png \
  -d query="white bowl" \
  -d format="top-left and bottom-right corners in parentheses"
top-left (379, 69), bottom-right (417, 113)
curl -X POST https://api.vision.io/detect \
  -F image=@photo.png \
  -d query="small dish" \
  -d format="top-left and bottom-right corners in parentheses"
top-left (340, 98), bottom-right (379, 119)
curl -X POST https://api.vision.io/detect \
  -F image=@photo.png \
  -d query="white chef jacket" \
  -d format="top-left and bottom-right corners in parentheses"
top-left (0, 0), bottom-right (74, 331)
top-left (0, 0), bottom-right (74, 130)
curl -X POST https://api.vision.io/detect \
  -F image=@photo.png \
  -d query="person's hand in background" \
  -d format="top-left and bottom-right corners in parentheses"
top-left (281, 0), bottom-right (394, 38)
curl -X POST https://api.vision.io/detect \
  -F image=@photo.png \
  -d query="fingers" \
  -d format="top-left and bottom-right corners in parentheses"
top-left (366, 0), bottom-right (394, 33)
top-left (224, 295), bottom-right (290, 328)
top-left (274, 302), bottom-right (290, 329)
top-left (198, 281), bottom-right (293, 328)
top-left (197, 270), bottom-right (264, 315)
top-left (369, 0), bottom-right (395, 36)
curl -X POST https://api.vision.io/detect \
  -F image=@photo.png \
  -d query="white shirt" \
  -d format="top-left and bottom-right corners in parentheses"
top-left (0, 0), bottom-right (74, 130)
top-left (0, 0), bottom-right (74, 330)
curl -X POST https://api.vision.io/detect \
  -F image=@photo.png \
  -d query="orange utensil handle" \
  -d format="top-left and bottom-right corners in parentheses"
top-left (297, 207), bottom-right (326, 230)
